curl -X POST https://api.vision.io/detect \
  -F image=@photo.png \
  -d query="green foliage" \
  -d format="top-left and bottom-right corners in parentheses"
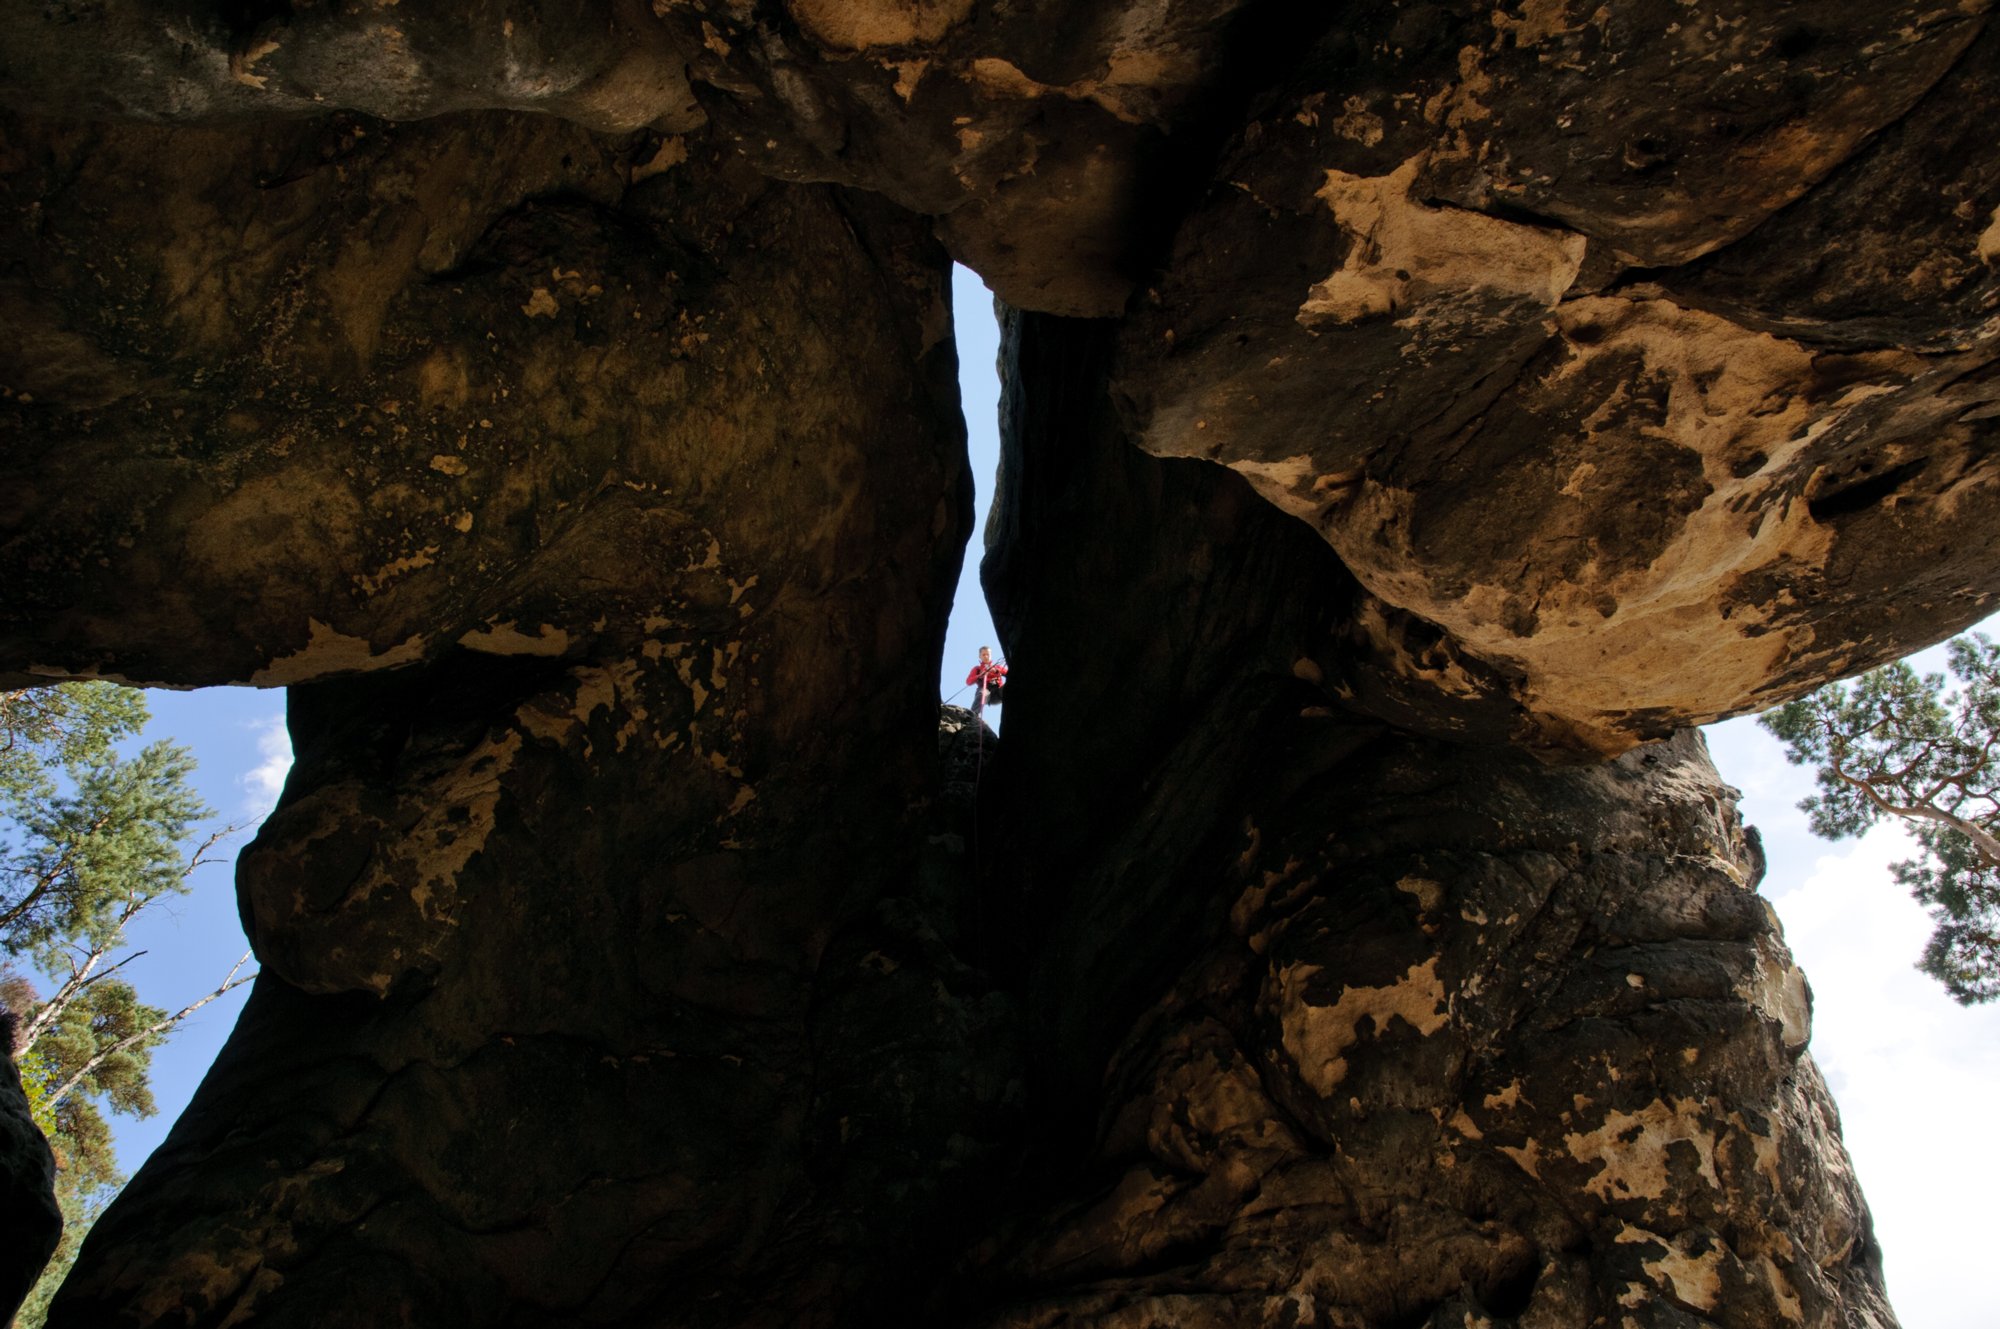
top-left (0, 681), bottom-right (229, 1324)
top-left (7, 972), bottom-right (130, 1329)
top-left (15, 1042), bottom-right (58, 1139)
top-left (1896, 825), bottom-right (2000, 1007)
top-left (0, 684), bottom-right (147, 806)
top-left (1, 689), bottom-right (210, 964)
top-left (26, 976), bottom-right (170, 1120)
top-left (1762, 633), bottom-right (2000, 1004)
top-left (9, 976), bottom-right (199, 1329)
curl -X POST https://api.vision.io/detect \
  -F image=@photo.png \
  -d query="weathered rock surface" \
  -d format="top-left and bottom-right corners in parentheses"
top-left (0, 110), bottom-right (957, 693)
top-left (974, 307), bottom-right (1890, 1327)
top-left (939, 702), bottom-right (998, 812)
top-left (7, 3), bottom-right (1999, 745)
top-left (986, 731), bottom-right (1877, 1328)
top-left (7, 112), bottom-right (1002, 1326)
top-left (49, 673), bottom-right (1018, 1327)
top-left (0, 0), bottom-right (1319, 317)
top-left (2, 0), bottom-right (1992, 1324)
top-left (1111, 4), bottom-right (2000, 752)
top-left (1, 1012), bottom-right (61, 1321)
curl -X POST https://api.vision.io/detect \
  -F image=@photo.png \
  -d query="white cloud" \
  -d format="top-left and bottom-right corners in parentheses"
top-left (1706, 716), bottom-right (2000, 1329)
top-left (240, 714), bottom-right (294, 818)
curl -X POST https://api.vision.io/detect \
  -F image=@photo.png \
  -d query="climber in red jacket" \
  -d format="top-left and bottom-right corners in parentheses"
top-left (966, 646), bottom-right (1007, 712)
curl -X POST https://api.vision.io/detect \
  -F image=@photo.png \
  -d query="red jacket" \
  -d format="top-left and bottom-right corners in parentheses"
top-left (966, 660), bottom-right (1007, 688)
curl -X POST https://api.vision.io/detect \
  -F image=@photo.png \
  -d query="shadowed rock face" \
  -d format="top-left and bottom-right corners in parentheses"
top-left (5, 112), bottom-right (1007, 1325)
top-left (1, 1013), bottom-right (61, 1322)
top-left (973, 309), bottom-right (1887, 1327)
top-left (0, 0), bottom-right (1992, 1324)
top-left (984, 726), bottom-right (1877, 1328)
top-left (46, 665), bottom-right (1020, 1327)
top-left (0, 111), bottom-right (959, 693)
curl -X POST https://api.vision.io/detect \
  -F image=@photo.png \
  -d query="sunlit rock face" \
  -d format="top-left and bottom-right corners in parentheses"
top-left (1, 0), bottom-right (1992, 1324)
top-left (1110, 5), bottom-right (2000, 754)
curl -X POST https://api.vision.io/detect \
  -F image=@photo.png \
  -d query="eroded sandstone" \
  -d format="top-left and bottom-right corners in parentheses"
top-left (974, 307), bottom-right (1890, 1328)
top-left (979, 728), bottom-right (1879, 1328)
top-left (1111, 4), bottom-right (2000, 752)
top-left (2, 1), bottom-right (1992, 1324)
top-left (8, 112), bottom-right (1007, 1327)
top-left (9, 2), bottom-right (1997, 747)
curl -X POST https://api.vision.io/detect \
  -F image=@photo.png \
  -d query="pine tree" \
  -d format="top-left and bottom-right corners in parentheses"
top-left (1761, 633), bottom-right (2000, 1004)
top-left (0, 683), bottom-right (255, 1324)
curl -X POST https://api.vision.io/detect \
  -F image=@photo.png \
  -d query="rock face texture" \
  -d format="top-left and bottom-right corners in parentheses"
top-left (8, 109), bottom-right (1000, 1325)
top-left (986, 728), bottom-right (1879, 1328)
top-left (1105, 3), bottom-right (2000, 754)
top-left (1, 0), bottom-right (1993, 1324)
top-left (0, 111), bottom-right (960, 694)
top-left (973, 310), bottom-right (1888, 1326)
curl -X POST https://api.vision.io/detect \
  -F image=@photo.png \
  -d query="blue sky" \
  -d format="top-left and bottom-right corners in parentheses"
top-left (938, 264), bottom-right (1005, 708)
top-left (97, 685), bottom-right (283, 1168)
top-left (76, 266), bottom-right (1997, 1327)
top-left (1707, 654), bottom-right (2000, 1327)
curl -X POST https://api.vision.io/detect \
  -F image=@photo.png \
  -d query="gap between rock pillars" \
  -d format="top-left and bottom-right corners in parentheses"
top-left (942, 264), bottom-right (1008, 731)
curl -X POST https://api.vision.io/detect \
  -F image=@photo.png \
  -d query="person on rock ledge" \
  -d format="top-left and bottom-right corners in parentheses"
top-left (966, 646), bottom-right (1008, 714)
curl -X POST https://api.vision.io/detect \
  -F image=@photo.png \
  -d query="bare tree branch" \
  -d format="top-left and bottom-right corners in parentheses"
top-left (12, 949), bottom-right (152, 1055)
top-left (13, 824), bottom-right (241, 1055)
top-left (1832, 768), bottom-right (2000, 865)
top-left (45, 952), bottom-right (256, 1108)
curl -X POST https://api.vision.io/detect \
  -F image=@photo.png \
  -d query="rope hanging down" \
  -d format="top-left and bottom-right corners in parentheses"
top-left (949, 651), bottom-right (1007, 796)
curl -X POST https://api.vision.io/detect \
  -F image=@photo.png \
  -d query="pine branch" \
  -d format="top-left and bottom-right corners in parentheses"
top-left (13, 948), bottom-right (151, 1055)
top-left (13, 825), bottom-right (238, 1053)
top-left (182, 825), bottom-right (236, 880)
top-left (0, 806), bottom-right (119, 931)
top-left (1832, 767), bottom-right (2000, 866)
top-left (44, 952), bottom-right (256, 1109)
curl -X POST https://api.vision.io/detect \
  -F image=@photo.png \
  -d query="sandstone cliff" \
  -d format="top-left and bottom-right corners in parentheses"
top-left (2, 1), bottom-right (1991, 1324)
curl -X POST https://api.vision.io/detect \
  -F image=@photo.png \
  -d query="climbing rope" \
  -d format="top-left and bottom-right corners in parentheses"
top-left (939, 656), bottom-right (1008, 947)
top-left (943, 656), bottom-right (1007, 878)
